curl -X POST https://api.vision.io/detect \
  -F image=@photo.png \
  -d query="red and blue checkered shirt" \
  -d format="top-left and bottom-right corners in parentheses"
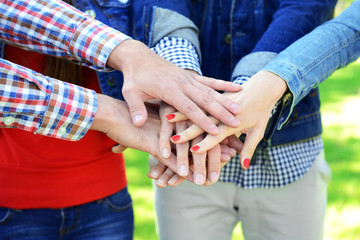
top-left (0, 0), bottom-right (129, 141)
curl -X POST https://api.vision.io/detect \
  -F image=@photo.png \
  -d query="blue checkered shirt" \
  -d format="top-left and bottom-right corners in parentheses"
top-left (158, 38), bottom-right (324, 189)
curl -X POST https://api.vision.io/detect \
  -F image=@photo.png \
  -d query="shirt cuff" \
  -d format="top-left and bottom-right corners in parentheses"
top-left (70, 18), bottom-right (131, 71)
top-left (151, 37), bottom-right (202, 75)
top-left (36, 78), bottom-right (98, 141)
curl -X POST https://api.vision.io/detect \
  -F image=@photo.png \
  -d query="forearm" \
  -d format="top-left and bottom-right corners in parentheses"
top-left (0, 0), bottom-right (130, 70)
top-left (0, 58), bottom-right (97, 140)
top-left (263, 0), bottom-right (360, 107)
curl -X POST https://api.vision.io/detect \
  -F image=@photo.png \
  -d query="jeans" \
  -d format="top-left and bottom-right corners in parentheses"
top-left (0, 188), bottom-right (133, 240)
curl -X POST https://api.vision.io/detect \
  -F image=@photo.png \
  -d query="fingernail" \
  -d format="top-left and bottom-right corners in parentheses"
top-left (229, 148), bottom-right (236, 156)
top-left (195, 174), bottom-right (204, 185)
top-left (171, 135), bottom-right (180, 142)
top-left (168, 175), bottom-right (179, 185)
top-left (229, 116), bottom-right (240, 126)
top-left (179, 165), bottom-right (188, 176)
top-left (243, 158), bottom-right (250, 169)
top-left (162, 148), bottom-right (170, 158)
top-left (210, 172), bottom-right (218, 182)
top-left (230, 103), bottom-right (241, 113)
top-left (209, 124), bottom-right (218, 134)
top-left (166, 114), bottom-right (175, 120)
top-left (156, 178), bottom-right (165, 186)
top-left (151, 169), bottom-right (160, 178)
top-left (133, 115), bottom-right (144, 125)
top-left (191, 145), bottom-right (200, 152)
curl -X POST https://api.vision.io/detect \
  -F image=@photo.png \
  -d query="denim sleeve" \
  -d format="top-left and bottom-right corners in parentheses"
top-left (132, 1), bottom-right (201, 61)
top-left (231, 52), bottom-right (278, 80)
top-left (252, 0), bottom-right (337, 54)
top-left (263, 0), bottom-right (360, 129)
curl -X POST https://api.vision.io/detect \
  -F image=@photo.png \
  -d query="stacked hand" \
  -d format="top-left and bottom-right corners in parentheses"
top-left (146, 71), bottom-right (288, 187)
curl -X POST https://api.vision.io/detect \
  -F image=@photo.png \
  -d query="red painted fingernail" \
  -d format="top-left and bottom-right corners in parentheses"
top-left (243, 158), bottom-right (250, 169)
top-left (166, 114), bottom-right (175, 120)
top-left (171, 135), bottom-right (180, 142)
top-left (191, 145), bottom-right (200, 152)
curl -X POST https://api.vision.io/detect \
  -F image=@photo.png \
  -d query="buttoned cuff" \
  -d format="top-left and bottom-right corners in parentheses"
top-left (36, 78), bottom-right (98, 141)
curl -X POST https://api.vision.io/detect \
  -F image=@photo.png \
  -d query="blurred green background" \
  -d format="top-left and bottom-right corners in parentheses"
top-left (124, 1), bottom-right (360, 239)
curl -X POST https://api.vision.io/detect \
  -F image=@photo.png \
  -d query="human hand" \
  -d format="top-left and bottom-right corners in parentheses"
top-left (90, 94), bottom-right (179, 171)
top-left (166, 71), bottom-right (288, 169)
top-left (148, 142), bottom-right (237, 188)
top-left (158, 102), bottom-right (234, 185)
top-left (106, 39), bottom-right (242, 135)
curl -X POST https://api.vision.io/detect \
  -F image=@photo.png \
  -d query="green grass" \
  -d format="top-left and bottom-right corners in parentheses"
top-left (125, 60), bottom-right (360, 240)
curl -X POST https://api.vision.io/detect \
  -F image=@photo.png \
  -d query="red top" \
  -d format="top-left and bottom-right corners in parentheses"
top-left (0, 45), bottom-right (127, 209)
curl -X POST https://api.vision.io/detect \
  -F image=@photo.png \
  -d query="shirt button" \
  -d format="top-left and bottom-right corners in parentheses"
top-left (3, 116), bottom-right (15, 126)
top-left (224, 34), bottom-right (231, 45)
top-left (107, 78), bottom-right (117, 87)
top-left (118, 0), bottom-right (129, 3)
top-left (85, 9), bottom-right (96, 18)
top-left (58, 125), bottom-right (68, 135)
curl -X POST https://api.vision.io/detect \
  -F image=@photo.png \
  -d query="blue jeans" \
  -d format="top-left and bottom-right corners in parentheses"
top-left (0, 188), bottom-right (133, 240)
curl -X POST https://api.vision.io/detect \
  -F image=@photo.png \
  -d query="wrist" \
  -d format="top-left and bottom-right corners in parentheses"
top-left (107, 39), bottom-right (149, 72)
top-left (90, 94), bottom-right (128, 134)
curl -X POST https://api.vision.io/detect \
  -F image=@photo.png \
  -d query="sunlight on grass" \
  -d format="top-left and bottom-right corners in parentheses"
top-left (325, 206), bottom-right (360, 240)
top-left (320, 60), bottom-right (360, 240)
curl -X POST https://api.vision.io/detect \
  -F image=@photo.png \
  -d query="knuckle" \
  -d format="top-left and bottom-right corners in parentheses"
top-left (184, 103), bottom-right (198, 114)
top-left (201, 88), bottom-right (215, 105)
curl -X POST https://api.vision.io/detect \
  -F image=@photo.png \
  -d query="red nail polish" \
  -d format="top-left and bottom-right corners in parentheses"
top-left (171, 135), bottom-right (180, 142)
top-left (191, 145), bottom-right (200, 152)
top-left (166, 114), bottom-right (175, 120)
top-left (243, 158), bottom-right (250, 169)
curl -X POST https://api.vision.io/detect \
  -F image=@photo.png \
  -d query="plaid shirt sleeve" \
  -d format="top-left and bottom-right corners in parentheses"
top-left (0, 58), bottom-right (97, 141)
top-left (0, 0), bottom-right (130, 70)
top-left (0, 0), bottom-right (133, 140)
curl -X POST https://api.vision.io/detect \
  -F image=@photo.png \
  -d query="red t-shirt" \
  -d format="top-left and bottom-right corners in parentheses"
top-left (0, 45), bottom-right (127, 208)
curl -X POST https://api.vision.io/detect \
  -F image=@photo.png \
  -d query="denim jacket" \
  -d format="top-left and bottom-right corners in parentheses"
top-left (264, 0), bottom-right (360, 122)
top-left (72, 0), bottom-right (134, 101)
top-left (138, 0), bottom-right (337, 147)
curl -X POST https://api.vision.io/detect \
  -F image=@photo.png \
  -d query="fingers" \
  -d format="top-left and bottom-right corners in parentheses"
top-left (195, 75), bottom-right (242, 93)
top-left (204, 144), bottom-right (221, 185)
top-left (159, 104), bottom-right (176, 158)
top-left (165, 112), bottom-right (189, 122)
top-left (175, 121), bottom-right (190, 177)
top-left (190, 124), bottom-right (237, 153)
top-left (219, 144), bottom-right (236, 163)
top-left (225, 135), bottom-right (244, 153)
top-left (111, 144), bottom-right (128, 154)
top-left (122, 87), bottom-right (148, 127)
top-left (148, 161), bottom-right (186, 188)
top-left (164, 91), bottom-right (220, 135)
top-left (148, 161), bottom-right (167, 179)
top-left (185, 81), bottom-right (240, 128)
top-left (239, 130), bottom-right (263, 169)
top-left (191, 136), bottom-right (207, 185)
top-left (170, 116), bottom-right (218, 144)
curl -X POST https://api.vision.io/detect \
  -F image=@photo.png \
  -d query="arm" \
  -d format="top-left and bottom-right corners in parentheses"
top-left (129, 1), bottom-right (242, 133)
top-left (263, 0), bottom-right (360, 120)
top-left (0, 0), bottom-right (129, 71)
top-left (167, 0), bottom-right (337, 167)
top-left (1, 0), bottom-right (241, 137)
top-left (0, 58), bottom-right (97, 141)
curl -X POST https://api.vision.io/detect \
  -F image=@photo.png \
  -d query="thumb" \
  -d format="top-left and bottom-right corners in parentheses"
top-left (122, 90), bottom-right (148, 127)
top-left (239, 130), bottom-right (263, 169)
